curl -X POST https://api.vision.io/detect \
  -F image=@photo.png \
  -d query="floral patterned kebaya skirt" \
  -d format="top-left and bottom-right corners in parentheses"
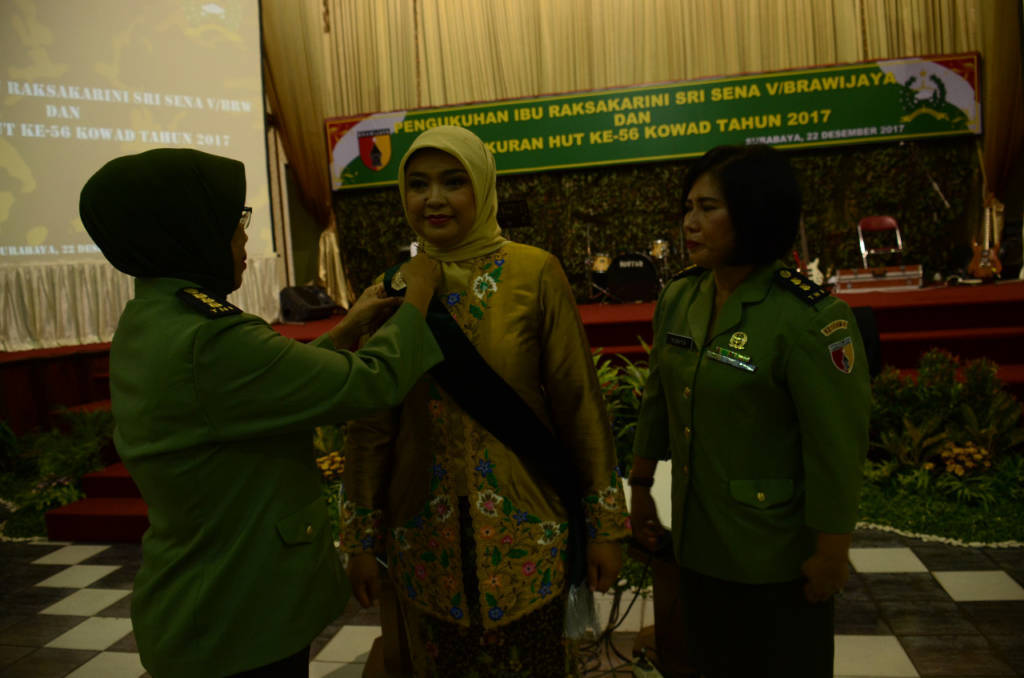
top-left (397, 498), bottom-right (572, 678)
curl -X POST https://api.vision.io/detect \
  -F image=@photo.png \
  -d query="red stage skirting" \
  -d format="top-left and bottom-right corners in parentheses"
top-left (8, 279), bottom-right (1023, 542)
top-left (3, 280), bottom-right (1023, 436)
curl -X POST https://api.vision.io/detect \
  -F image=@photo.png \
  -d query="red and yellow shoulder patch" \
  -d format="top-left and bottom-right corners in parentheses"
top-left (828, 336), bottom-right (855, 374)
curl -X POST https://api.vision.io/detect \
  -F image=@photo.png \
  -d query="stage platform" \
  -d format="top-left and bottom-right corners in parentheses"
top-left (582, 279), bottom-right (1024, 368)
top-left (3, 280), bottom-right (1023, 436)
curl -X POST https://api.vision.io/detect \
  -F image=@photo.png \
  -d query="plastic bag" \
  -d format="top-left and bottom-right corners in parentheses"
top-left (564, 581), bottom-right (600, 639)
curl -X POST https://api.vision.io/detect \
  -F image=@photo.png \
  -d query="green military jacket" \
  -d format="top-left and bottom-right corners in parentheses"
top-left (111, 277), bottom-right (443, 677)
top-left (634, 262), bottom-right (870, 584)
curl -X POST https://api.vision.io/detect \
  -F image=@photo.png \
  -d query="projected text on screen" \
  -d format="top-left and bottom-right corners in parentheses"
top-left (0, 0), bottom-right (271, 261)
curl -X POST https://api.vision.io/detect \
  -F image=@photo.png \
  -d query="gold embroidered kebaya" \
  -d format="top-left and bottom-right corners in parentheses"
top-left (341, 243), bottom-right (628, 627)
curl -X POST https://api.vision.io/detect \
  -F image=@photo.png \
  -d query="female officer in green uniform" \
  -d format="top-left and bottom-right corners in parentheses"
top-left (79, 148), bottom-right (443, 677)
top-left (629, 145), bottom-right (871, 677)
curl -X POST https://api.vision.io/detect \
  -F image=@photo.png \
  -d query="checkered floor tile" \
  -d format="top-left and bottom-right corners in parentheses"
top-left (1, 530), bottom-right (1022, 677)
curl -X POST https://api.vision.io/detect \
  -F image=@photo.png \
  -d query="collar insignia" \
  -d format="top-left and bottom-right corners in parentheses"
top-left (671, 264), bottom-right (707, 281)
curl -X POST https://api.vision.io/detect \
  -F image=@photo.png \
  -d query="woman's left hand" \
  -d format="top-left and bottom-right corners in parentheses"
top-left (586, 542), bottom-right (623, 593)
top-left (800, 551), bottom-right (849, 603)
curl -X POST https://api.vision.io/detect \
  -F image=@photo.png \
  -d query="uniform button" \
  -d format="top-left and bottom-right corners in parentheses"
top-left (682, 465), bottom-right (689, 474)
top-left (305, 524), bottom-right (313, 536)
top-left (683, 387), bottom-right (691, 398)
top-left (756, 492), bottom-right (766, 503)
top-left (684, 426), bottom-right (692, 438)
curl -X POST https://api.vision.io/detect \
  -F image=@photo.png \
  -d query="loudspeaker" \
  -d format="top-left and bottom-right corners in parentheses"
top-left (280, 285), bottom-right (337, 322)
top-left (497, 199), bottom-right (532, 229)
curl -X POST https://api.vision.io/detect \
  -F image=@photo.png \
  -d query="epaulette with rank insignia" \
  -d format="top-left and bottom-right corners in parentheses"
top-left (670, 264), bottom-right (707, 281)
top-left (775, 267), bottom-right (828, 305)
top-left (176, 287), bottom-right (242, 318)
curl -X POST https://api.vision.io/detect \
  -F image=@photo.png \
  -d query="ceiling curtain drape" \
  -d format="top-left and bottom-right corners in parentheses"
top-left (977, 0), bottom-right (1023, 198)
top-left (262, 0), bottom-right (1020, 274)
top-left (262, 1), bottom-right (352, 307)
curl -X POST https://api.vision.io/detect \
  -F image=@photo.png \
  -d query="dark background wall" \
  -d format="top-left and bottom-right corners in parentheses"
top-left (333, 137), bottom-right (985, 301)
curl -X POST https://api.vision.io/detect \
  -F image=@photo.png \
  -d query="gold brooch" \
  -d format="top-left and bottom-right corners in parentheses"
top-left (391, 270), bottom-right (407, 291)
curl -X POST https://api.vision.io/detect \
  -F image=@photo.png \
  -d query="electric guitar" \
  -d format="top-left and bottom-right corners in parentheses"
top-left (968, 200), bottom-right (1002, 279)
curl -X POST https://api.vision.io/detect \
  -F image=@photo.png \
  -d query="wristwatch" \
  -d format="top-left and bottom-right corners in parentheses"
top-left (627, 476), bottom-right (654, 488)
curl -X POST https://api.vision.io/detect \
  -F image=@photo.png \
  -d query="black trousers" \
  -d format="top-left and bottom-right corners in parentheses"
top-left (680, 568), bottom-right (834, 678)
top-left (227, 645), bottom-right (310, 677)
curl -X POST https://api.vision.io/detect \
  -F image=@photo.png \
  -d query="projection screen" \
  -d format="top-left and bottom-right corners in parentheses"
top-left (1, 0), bottom-right (276, 349)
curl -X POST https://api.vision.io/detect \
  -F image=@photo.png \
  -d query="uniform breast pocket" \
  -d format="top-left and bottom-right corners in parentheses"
top-left (275, 497), bottom-right (327, 546)
top-left (729, 478), bottom-right (794, 510)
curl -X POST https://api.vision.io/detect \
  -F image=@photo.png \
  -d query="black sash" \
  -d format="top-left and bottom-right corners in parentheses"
top-left (383, 268), bottom-right (588, 587)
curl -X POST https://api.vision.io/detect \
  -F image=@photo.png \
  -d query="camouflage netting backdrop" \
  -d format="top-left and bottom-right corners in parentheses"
top-left (333, 137), bottom-right (979, 301)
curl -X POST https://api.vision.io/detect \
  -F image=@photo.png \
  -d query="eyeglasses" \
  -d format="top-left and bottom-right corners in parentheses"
top-left (239, 206), bottom-right (253, 230)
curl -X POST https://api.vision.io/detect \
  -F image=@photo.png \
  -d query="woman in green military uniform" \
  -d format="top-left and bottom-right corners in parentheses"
top-left (629, 145), bottom-right (871, 677)
top-left (79, 148), bottom-right (444, 677)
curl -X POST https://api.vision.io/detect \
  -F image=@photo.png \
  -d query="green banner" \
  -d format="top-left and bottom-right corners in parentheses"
top-left (327, 53), bottom-right (979, 190)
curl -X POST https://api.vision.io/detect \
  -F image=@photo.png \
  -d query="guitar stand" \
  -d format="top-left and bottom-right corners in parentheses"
top-left (586, 261), bottom-right (620, 303)
top-left (589, 280), bottom-right (621, 304)
top-left (584, 223), bottom-right (621, 303)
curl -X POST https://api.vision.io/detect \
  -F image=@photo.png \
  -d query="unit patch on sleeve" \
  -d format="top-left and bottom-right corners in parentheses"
top-left (820, 319), bottom-right (849, 336)
top-left (828, 336), bottom-right (855, 374)
top-left (176, 287), bottom-right (242, 318)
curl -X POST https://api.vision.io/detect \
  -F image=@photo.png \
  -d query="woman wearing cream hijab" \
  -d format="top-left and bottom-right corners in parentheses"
top-left (341, 126), bottom-right (627, 676)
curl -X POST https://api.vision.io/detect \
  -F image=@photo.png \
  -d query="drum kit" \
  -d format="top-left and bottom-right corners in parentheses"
top-left (586, 224), bottom-right (678, 302)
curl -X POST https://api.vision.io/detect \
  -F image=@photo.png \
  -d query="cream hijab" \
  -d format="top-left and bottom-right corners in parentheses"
top-left (398, 125), bottom-right (506, 290)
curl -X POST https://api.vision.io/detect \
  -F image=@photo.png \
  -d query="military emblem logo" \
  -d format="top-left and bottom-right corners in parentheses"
top-left (357, 128), bottom-right (392, 171)
top-left (890, 56), bottom-right (978, 131)
top-left (899, 70), bottom-right (962, 126)
top-left (728, 332), bottom-right (748, 350)
top-left (828, 336), bottom-right (855, 374)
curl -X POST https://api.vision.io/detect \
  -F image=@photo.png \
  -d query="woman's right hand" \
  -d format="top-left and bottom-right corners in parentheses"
top-left (629, 488), bottom-right (667, 552)
top-left (400, 252), bottom-right (441, 316)
top-left (328, 284), bottom-right (402, 349)
top-left (347, 552), bottom-right (381, 608)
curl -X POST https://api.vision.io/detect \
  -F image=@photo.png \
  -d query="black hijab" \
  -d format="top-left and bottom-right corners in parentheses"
top-left (79, 148), bottom-right (246, 297)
